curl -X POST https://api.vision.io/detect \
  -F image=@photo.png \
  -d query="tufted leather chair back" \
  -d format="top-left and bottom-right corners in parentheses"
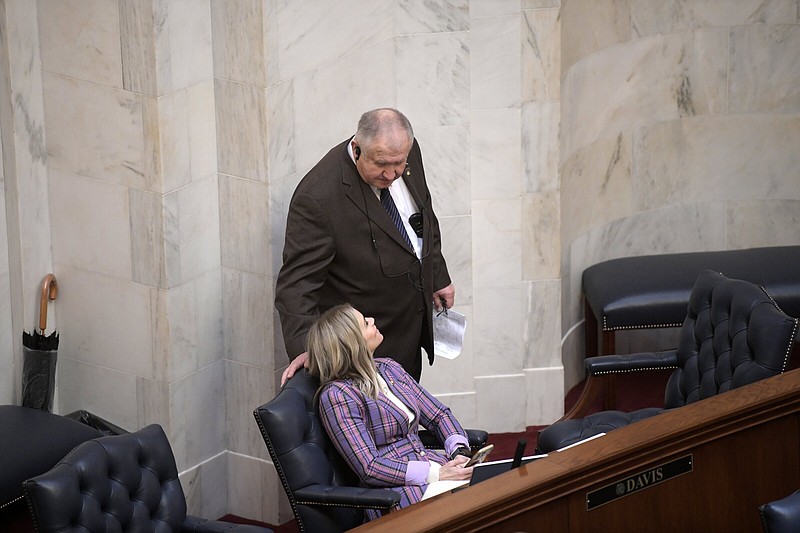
top-left (24, 424), bottom-right (186, 532)
top-left (254, 370), bottom-right (365, 532)
top-left (665, 270), bottom-right (798, 409)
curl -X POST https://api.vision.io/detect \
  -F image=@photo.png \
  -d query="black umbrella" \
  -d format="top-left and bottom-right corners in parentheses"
top-left (22, 274), bottom-right (59, 411)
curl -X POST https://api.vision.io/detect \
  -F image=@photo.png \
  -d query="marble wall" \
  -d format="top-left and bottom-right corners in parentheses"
top-left (560, 0), bottom-right (800, 388)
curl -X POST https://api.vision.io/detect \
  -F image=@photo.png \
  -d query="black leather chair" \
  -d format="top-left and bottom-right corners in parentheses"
top-left (537, 270), bottom-right (799, 453)
top-left (24, 424), bottom-right (271, 533)
top-left (760, 490), bottom-right (800, 533)
top-left (253, 369), bottom-right (488, 533)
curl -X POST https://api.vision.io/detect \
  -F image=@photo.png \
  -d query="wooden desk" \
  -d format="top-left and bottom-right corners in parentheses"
top-left (355, 369), bottom-right (800, 532)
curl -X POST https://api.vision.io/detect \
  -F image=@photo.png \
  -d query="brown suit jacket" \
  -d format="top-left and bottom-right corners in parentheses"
top-left (275, 138), bottom-right (451, 376)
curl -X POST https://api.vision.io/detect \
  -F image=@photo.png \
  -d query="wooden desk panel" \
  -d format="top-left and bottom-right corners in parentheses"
top-left (355, 369), bottom-right (800, 532)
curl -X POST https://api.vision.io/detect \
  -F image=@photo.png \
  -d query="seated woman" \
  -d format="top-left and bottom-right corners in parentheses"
top-left (307, 304), bottom-right (474, 522)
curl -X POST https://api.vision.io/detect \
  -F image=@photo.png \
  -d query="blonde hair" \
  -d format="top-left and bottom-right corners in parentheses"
top-left (307, 304), bottom-right (381, 399)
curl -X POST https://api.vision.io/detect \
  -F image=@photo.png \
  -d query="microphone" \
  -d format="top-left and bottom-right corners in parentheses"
top-left (409, 212), bottom-right (423, 238)
top-left (511, 439), bottom-right (527, 469)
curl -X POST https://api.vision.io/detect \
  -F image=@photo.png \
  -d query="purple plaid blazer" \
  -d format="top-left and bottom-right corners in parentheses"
top-left (319, 358), bottom-right (468, 521)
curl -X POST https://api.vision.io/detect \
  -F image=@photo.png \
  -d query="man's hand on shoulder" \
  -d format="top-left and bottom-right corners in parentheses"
top-left (281, 352), bottom-right (309, 387)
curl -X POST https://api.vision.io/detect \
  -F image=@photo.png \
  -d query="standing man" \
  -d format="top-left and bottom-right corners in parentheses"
top-left (276, 108), bottom-right (455, 384)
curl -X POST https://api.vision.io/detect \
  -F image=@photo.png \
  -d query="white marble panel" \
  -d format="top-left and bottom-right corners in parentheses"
top-left (265, 81), bottom-right (296, 182)
top-left (188, 80), bottom-right (218, 181)
top-left (397, 0), bottom-right (469, 33)
top-left (475, 373), bottom-right (525, 433)
top-left (223, 268), bottom-right (274, 368)
top-left (471, 0), bottom-right (521, 17)
top-left (53, 265), bottom-right (155, 378)
top-left (269, 170), bottom-right (306, 277)
top-left (158, 88), bottom-right (191, 193)
top-left (438, 215), bottom-right (473, 306)
top-left (414, 124), bottom-right (470, 218)
top-left (472, 199), bottom-right (521, 288)
top-left (210, 0), bottom-right (266, 86)
top-left (0, 273), bottom-right (13, 404)
top-left (118, 0), bottom-right (158, 95)
top-left (219, 175), bottom-right (270, 276)
top-left (136, 375), bottom-right (170, 430)
top-left (562, 28), bottom-right (728, 158)
top-left (50, 169), bottom-right (133, 280)
top-left (727, 199), bottom-right (800, 249)
top-left (524, 365), bottom-right (563, 425)
top-left (169, 360), bottom-right (225, 471)
top-left (471, 109), bottom-right (521, 200)
top-left (43, 74), bottom-right (152, 190)
top-left (275, 0), bottom-right (393, 82)
top-left (560, 325), bottom-right (584, 395)
top-left (522, 7), bottom-right (560, 102)
top-left (168, 270), bottom-right (223, 382)
top-left (524, 279), bottom-right (561, 368)
top-left (214, 79), bottom-right (268, 181)
top-left (7, 1), bottom-right (53, 331)
top-left (225, 360), bottom-right (273, 458)
top-left (631, 0), bottom-right (800, 38)
top-left (470, 14), bottom-right (521, 109)
top-left (130, 189), bottom-right (165, 288)
top-left (177, 175), bottom-right (221, 282)
top-left (57, 356), bottom-right (138, 431)
top-left (729, 24), bottom-right (800, 113)
top-left (180, 451), bottom-right (228, 520)
top-left (473, 287), bottom-right (523, 376)
top-left (560, 0), bottom-right (631, 75)
top-left (165, 0), bottom-right (213, 90)
top-left (522, 191), bottom-right (560, 280)
top-left (292, 40), bottom-right (395, 171)
top-left (522, 0), bottom-right (560, 8)
top-left (632, 115), bottom-right (800, 211)
top-left (227, 453), bottom-right (293, 526)
top-left (560, 132), bottom-right (633, 243)
top-left (165, 282), bottom-right (197, 382)
top-left (38, 0), bottom-right (123, 88)
top-left (431, 391), bottom-right (478, 431)
top-left (396, 31), bottom-right (469, 127)
top-left (522, 100), bottom-right (559, 194)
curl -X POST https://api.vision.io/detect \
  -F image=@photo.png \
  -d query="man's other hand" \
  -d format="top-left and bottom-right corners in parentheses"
top-left (433, 284), bottom-right (455, 311)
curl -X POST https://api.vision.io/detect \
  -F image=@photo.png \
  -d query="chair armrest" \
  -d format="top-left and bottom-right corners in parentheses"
top-left (293, 484), bottom-right (401, 510)
top-left (585, 350), bottom-right (679, 376)
top-left (419, 429), bottom-right (489, 451)
top-left (556, 350), bottom-right (678, 422)
top-left (182, 515), bottom-right (273, 532)
top-left (760, 489), bottom-right (800, 533)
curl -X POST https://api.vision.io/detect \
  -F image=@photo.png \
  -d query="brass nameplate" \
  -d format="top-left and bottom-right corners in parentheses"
top-left (586, 454), bottom-right (693, 511)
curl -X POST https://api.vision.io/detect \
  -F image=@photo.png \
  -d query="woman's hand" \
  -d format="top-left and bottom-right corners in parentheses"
top-left (438, 455), bottom-right (473, 481)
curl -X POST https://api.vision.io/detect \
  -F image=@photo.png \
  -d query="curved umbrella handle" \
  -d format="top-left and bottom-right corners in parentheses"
top-left (39, 274), bottom-right (58, 333)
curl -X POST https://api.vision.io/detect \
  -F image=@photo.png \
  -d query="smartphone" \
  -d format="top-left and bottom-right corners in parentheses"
top-left (464, 444), bottom-right (494, 467)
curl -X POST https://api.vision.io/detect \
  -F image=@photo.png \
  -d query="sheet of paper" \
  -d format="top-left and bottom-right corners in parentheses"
top-left (432, 308), bottom-right (466, 360)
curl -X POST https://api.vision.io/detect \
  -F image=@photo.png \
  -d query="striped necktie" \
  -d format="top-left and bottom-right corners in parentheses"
top-left (380, 188), bottom-right (413, 249)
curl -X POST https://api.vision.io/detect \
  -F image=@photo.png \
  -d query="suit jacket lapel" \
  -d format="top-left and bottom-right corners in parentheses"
top-left (377, 364), bottom-right (420, 432)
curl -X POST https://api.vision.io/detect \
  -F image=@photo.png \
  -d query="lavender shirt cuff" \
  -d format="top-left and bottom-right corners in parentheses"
top-left (406, 461), bottom-right (431, 485)
top-left (444, 434), bottom-right (469, 457)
